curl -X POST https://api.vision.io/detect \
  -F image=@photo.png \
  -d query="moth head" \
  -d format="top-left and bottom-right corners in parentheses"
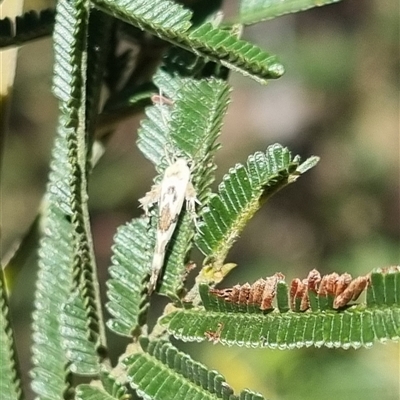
top-left (164, 158), bottom-right (191, 179)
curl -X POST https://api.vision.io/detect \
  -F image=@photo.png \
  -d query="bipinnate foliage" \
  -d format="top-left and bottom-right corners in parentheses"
top-left (1, 1), bottom-right (398, 400)
top-left (0, 275), bottom-right (22, 400)
top-left (31, 0), bottom-right (107, 398)
top-left (106, 218), bottom-right (153, 337)
top-left (160, 267), bottom-right (400, 350)
top-left (121, 339), bottom-right (265, 400)
top-left (196, 146), bottom-right (319, 271)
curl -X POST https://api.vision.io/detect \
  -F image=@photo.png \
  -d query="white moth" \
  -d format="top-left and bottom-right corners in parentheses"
top-left (139, 158), bottom-right (198, 293)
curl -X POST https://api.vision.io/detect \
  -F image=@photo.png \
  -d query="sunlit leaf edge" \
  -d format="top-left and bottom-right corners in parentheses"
top-left (160, 305), bottom-right (400, 350)
top-left (195, 144), bottom-right (317, 266)
top-left (160, 267), bottom-right (400, 349)
top-left (92, 0), bottom-right (284, 83)
top-left (122, 339), bottom-right (266, 400)
top-left (0, 275), bottom-right (22, 400)
top-left (106, 218), bottom-right (152, 337)
top-left (238, 0), bottom-right (342, 25)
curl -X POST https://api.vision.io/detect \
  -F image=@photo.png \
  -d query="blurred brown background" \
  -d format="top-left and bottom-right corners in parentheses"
top-left (2, 0), bottom-right (399, 399)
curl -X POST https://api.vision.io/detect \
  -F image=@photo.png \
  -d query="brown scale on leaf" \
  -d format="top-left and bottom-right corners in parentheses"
top-left (307, 269), bottom-right (321, 293)
top-left (335, 273), bottom-right (352, 297)
top-left (209, 267), bottom-right (378, 312)
top-left (293, 271), bottom-right (370, 310)
top-left (261, 273), bottom-right (284, 310)
top-left (320, 273), bottom-right (340, 297)
top-left (238, 283), bottom-right (252, 305)
top-left (290, 278), bottom-right (309, 311)
top-left (210, 272), bottom-right (284, 311)
top-left (334, 275), bottom-right (369, 308)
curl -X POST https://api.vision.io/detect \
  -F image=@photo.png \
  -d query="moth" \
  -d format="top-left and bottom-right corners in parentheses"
top-left (139, 158), bottom-right (198, 293)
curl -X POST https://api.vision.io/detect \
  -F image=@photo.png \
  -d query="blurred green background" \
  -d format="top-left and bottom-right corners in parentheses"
top-left (2, 0), bottom-right (399, 399)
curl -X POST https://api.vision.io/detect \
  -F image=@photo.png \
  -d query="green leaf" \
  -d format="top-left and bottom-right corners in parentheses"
top-left (295, 155), bottom-right (319, 174)
top-left (184, 23), bottom-right (284, 82)
top-left (106, 218), bottom-right (152, 337)
top-left (122, 339), bottom-right (265, 400)
top-left (238, 0), bottom-right (342, 25)
top-left (3, 11), bottom-right (112, 294)
top-left (54, 0), bottom-right (107, 352)
top-left (136, 71), bottom-right (179, 167)
top-left (99, 368), bottom-right (131, 399)
top-left (156, 213), bottom-right (195, 300)
top-left (196, 144), bottom-right (318, 269)
top-left (367, 267), bottom-right (400, 307)
top-left (136, 74), bottom-right (230, 298)
top-left (161, 306), bottom-right (400, 350)
top-left (0, 8), bottom-right (55, 49)
top-left (60, 291), bottom-right (100, 375)
top-left (52, 0), bottom-right (88, 105)
top-left (0, 274), bottom-right (22, 400)
top-left (31, 125), bottom-right (75, 399)
top-left (31, 1), bottom-right (105, 397)
top-left (75, 372), bottom-right (131, 400)
top-left (160, 268), bottom-right (400, 349)
top-left (92, 0), bottom-right (284, 83)
top-left (168, 78), bottom-right (231, 206)
top-left (75, 384), bottom-right (119, 400)
top-left (164, 44), bottom-right (230, 82)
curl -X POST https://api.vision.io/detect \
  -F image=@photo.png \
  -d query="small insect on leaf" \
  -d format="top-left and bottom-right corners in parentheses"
top-left (151, 93), bottom-right (174, 106)
top-left (139, 158), bottom-right (199, 293)
top-left (205, 322), bottom-right (224, 344)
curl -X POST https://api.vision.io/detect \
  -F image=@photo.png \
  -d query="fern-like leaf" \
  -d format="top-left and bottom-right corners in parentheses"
top-left (160, 267), bottom-right (400, 349)
top-left (367, 267), bottom-right (400, 306)
top-left (76, 369), bottom-right (131, 400)
top-left (75, 384), bottom-right (118, 400)
top-left (196, 144), bottom-right (319, 269)
top-left (183, 22), bottom-right (284, 82)
top-left (122, 338), bottom-right (265, 399)
top-left (168, 77), bottom-right (231, 207)
top-left (0, 8), bottom-right (55, 49)
top-left (60, 291), bottom-right (100, 375)
top-left (106, 218), bottom-right (153, 337)
top-left (0, 274), bottom-right (22, 400)
top-left (54, 0), bottom-right (106, 352)
top-left (31, 0), bottom-right (105, 396)
top-left (136, 71), bottom-right (179, 167)
top-left (92, 0), bottom-right (284, 83)
top-left (31, 121), bottom-right (76, 399)
top-left (99, 368), bottom-right (130, 399)
top-left (161, 306), bottom-right (400, 350)
top-left (136, 72), bottom-right (230, 298)
top-left (239, 0), bottom-right (342, 25)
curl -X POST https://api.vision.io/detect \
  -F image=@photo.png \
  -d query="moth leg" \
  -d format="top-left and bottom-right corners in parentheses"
top-left (185, 183), bottom-right (199, 211)
top-left (185, 183), bottom-right (200, 228)
top-left (139, 184), bottom-right (161, 215)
